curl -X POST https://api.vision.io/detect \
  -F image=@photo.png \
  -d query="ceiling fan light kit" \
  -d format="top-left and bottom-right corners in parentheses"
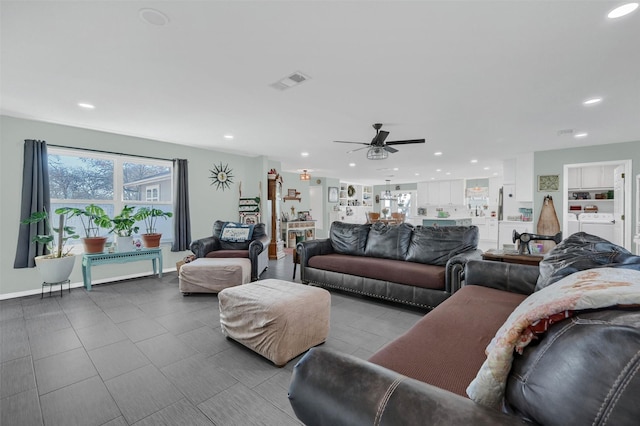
top-left (334, 123), bottom-right (425, 160)
top-left (367, 146), bottom-right (389, 160)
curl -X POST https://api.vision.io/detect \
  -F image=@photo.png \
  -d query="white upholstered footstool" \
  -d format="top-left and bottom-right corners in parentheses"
top-left (179, 258), bottom-right (251, 294)
top-left (218, 279), bottom-right (331, 366)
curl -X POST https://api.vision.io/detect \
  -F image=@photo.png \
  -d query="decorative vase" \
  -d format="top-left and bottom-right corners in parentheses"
top-left (83, 236), bottom-right (108, 254)
top-left (141, 233), bottom-right (162, 248)
top-left (115, 235), bottom-right (134, 252)
top-left (35, 254), bottom-right (76, 283)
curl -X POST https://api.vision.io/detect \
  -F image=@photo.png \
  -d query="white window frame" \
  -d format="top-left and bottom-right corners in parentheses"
top-left (48, 147), bottom-right (174, 251)
top-left (145, 184), bottom-right (160, 202)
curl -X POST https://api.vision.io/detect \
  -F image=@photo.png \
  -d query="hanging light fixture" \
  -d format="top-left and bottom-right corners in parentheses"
top-left (367, 146), bottom-right (389, 160)
top-left (380, 179), bottom-right (398, 200)
top-left (299, 169), bottom-right (310, 181)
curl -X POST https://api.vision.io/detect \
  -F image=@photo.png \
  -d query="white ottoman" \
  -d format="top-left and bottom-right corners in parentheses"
top-left (218, 279), bottom-right (331, 366)
top-left (179, 258), bottom-right (251, 294)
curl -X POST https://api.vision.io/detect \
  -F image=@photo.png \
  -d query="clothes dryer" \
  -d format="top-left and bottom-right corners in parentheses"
top-left (579, 213), bottom-right (615, 243)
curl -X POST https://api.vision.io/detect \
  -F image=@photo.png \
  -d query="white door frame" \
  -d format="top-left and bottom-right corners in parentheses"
top-left (562, 159), bottom-right (632, 250)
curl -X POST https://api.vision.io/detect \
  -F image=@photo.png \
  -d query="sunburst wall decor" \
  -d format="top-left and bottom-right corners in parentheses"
top-left (209, 162), bottom-right (234, 191)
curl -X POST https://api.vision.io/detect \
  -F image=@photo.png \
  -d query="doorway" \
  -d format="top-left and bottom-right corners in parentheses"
top-left (562, 160), bottom-right (632, 250)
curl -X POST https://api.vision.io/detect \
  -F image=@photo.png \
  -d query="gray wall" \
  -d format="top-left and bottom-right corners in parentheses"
top-left (0, 116), bottom-right (270, 296)
top-left (533, 140), bottom-right (639, 251)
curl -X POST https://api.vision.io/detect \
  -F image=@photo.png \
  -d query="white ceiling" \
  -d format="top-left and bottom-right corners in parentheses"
top-left (2, 1), bottom-right (639, 185)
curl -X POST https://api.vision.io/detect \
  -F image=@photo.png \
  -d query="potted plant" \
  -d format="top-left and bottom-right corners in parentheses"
top-left (135, 206), bottom-right (173, 248)
top-left (109, 205), bottom-right (140, 252)
top-left (21, 207), bottom-right (80, 282)
top-left (58, 204), bottom-right (112, 253)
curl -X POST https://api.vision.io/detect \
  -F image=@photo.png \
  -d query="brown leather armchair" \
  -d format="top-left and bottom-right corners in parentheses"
top-left (189, 220), bottom-right (270, 281)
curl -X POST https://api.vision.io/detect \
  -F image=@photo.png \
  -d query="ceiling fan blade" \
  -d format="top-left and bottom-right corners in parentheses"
top-left (385, 139), bottom-right (426, 146)
top-left (347, 146), bottom-right (371, 154)
top-left (383, 146), bottom-right (399, 153)
top-left (371, 130), bottom-right (390, 146)
top-left (333, 141), bottom-right (369, 145)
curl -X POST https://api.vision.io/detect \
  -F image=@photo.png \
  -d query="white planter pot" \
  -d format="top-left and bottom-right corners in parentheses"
top-left (35, 254), bottom-right (76, 283)
top-left (115, 235), bottom-right (134, 252)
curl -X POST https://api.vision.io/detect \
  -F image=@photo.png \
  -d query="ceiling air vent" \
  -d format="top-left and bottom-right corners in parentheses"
top-left (270, 71), bottom-right (311, 91)
top-left (557, 129), bottom-right (574, 136)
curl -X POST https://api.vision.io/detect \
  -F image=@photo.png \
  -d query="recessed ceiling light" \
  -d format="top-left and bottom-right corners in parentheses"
top-left (493, 172), bottom-right (499, 176)
top-left (301, 152), bottom-right (309, 157)
top-left (434, 151), bottom-right (443, 156)
top-left (415, 173), bottom-right (420, 176)
top-left (431, 177), bottom-right (435, 180)
top-left (393, 168), bottom-right (399, 171)
top-left (139, 8), bottom-right (170, 26)
top-left (608, 3), bottom-right (638, 18)
top-left (470, 159), bottom-right (478, 163)
top-left (436, 169), bottom-right (442, 172)
top-left (583, 97), bottom-right (602, 105)
top-left (349, 163), bottom-right (356, 167)
top-left (223, 134), bottom-right (234, 140)
top-left (574, 132), bottom-right (589, 138)
top-left (445, 172), bottom-right (451, 176)
top-left (483, 167), bottom-right (490, 170)
top-left (77, 102), bottom-right (95, 109)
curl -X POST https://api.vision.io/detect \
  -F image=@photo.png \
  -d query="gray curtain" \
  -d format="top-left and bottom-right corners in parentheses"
top-left (14, 140), bottom-right (51, 268)
top-left (171, 158), bottom-right (191, 252)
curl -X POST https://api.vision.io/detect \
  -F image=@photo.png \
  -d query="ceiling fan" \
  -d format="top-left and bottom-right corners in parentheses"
top-left (334, 123), bottom-right (426, 159)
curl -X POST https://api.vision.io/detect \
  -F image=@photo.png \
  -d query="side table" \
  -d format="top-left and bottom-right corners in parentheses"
top-left (482, 250), bottom-right (544, 267)
top-left (82, 249), bottom-right (162, 290)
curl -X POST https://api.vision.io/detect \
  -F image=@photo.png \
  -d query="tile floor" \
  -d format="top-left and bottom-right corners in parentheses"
top-left (0, 253), bottom-right (426, 425)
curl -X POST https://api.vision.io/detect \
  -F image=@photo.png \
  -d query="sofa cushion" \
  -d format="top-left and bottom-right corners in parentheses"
top-left (406, 226), bottom-right (479, 266)
top-left (505, 309), bottom-right (640, 426)
top-left (329, 222), bottom-right (371, 256)
top-left (308, 254), bottom-right (446, 289)
top-left (368, 285), bottom-right (527, 397)
top-left (536, 232), bottom-right (640, 290)
top-left (364, 222), bottom-right (414, 260)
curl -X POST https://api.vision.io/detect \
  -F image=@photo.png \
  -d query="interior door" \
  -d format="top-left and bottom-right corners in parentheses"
top-left (612, 165), bottom-right (625, 246)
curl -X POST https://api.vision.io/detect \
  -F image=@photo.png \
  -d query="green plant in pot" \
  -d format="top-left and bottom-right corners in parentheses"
top-left (21, 207), bottom-right (80, 282)
top-left (58, 204), bottom-right (112, 253)
top-left (135, 206), bottom-right (173, 248)
top-left (109, 205), bottom-right (140, 252)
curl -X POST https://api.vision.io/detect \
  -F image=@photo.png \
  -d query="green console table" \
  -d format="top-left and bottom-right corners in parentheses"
top-left (81, 248), bottom-right (162, 291)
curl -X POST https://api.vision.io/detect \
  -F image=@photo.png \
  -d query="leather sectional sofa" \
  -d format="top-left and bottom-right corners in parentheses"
top-left (289, 233), bottom-right (640, 425)
top-left (297, 221), bottom-right (482, 309)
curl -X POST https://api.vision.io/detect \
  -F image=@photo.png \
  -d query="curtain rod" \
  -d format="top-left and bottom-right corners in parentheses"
top-left (47, 144), bottom-right (174, 162)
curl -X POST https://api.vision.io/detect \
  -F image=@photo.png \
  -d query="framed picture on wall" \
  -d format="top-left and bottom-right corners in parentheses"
top-left (538, 175), bottom-right (560, 191)
top-left (328, 186), bottom-right (339, 203)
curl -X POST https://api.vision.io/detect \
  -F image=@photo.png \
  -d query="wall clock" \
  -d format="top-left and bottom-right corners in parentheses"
top-left (209, 162), bottom-right (234, 191)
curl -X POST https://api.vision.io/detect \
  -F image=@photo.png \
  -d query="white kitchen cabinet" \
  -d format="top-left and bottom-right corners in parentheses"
top-left (503, 159), bottom-right (516, 185)
top-left (578, 165), bottom-right (616, 189)
top-left (568, 168), bottom-right (581, 189)
top-left (489, 177), bottom-right (503, 206)
top-left (424, 179), bottom-right (465, 205)
top-left (515, 153), bottom-right (533, 202)
top-left (449, 179), bottom-right (464, 205)
top-left (417, 182), bottom-right (429, 206)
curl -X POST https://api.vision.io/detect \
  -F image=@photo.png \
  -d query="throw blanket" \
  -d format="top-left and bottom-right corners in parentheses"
top-left (467, 267), bottom-right (640, 408)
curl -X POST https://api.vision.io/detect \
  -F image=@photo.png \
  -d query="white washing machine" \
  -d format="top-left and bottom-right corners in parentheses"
top-left (567, 213), bottom-right (580, 237)
top-left (579, 213), bottom-right (615, 242)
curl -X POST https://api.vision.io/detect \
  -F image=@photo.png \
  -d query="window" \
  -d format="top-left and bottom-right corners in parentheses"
top-left (145, 185), bottom-right (160, 202)
top-left (48, 148), bottom-right (173, 246)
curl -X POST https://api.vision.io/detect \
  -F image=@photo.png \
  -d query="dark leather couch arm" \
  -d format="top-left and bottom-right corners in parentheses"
top-left (446, 249), bottom-right (483, 293)
top-left (189, 236), bottom-right (221, 258)
top-left (297, 239), bottom-right (334, 282)
top-left (289, 347), bottom-right (527, 426)
top-left (464, 260), bottom-right (539, 295)
top-left (248, 234), bottom-right (270, 258)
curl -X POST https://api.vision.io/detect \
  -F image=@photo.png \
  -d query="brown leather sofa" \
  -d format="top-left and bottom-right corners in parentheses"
top-left (190, 220), bottom-right (270, 281)
top-left (297, 221), bottom-right (482, 309)
top-left (289, 233), bottom-right (640, 425)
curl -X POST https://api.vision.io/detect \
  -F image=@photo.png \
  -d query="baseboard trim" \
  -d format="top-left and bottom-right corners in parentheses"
top-left (0, 267), bottom-right (177, 301)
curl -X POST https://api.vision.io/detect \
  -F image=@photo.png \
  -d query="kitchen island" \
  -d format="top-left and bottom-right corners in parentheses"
top-left (421, 217), bottom-right (472, 227)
